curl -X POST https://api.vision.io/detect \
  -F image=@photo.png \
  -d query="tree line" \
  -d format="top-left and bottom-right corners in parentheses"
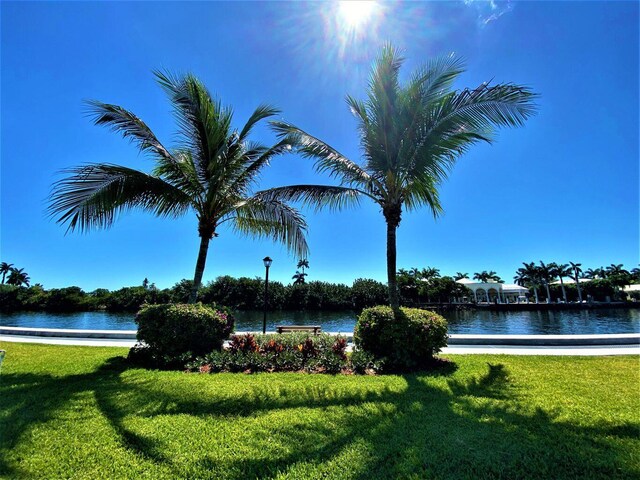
top-left (0, 277), bottom-right (389, 313)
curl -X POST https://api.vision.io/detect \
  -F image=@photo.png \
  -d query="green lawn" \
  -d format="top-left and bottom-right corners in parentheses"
top-left (1, 343), bottom-right (638, 479)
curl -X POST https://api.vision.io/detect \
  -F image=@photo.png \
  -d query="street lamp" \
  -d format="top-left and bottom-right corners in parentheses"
top-left (262, 256), bottom-right (272, 334)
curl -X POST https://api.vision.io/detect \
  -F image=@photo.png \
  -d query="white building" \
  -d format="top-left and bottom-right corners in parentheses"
top-left (455, 278), bottom-right (529, 304)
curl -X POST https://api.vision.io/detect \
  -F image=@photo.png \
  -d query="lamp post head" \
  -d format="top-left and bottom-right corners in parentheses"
top-left (263, 256), bottom-right (273, 268)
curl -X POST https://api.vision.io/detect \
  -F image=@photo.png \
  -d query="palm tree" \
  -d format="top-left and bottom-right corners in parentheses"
top-left (420, 267), bottom-right (441, 282)
top-left (631, 267), bottom-right (640, 283)
top-left (454, 272), bottom-right (469, 281)
top-left (569, 261), bottom-right (583, 302)
top-left (261, 45), bottom-right (537, 310)
top-left (515, 262), bottom-right (541, 303)
top-left (0, 262), bottom-right (13, 284)
top-left (297, 259), bottom-right (309, 275)
top-left (7, 268), bottom-right (30, 287)
top-left (473, 270), bottom-right (499, 283)
top-left (48, 71), bottom-right (308, 303)
top-left (292, 271), bottom-right (307, 285)
top-left (538, 261), bottom-right (555, 303)
top-left (584, 268), bottom-right (599, 279)
top-left (551, 262), bottom-right (572, 302)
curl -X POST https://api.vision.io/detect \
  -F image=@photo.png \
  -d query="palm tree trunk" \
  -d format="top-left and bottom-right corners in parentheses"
top-left (189, 236), bottom-right (211, 303)
top-left (533, 287), bottom-right (539, 304)
top-left (575, 275), bottom-right (583, 303)
top-left (560, 277), bottom-right (567, 302)
top-left (544, 282), bottom-right (551, 303)
top-left (386, 221), bottom-right (400, 311)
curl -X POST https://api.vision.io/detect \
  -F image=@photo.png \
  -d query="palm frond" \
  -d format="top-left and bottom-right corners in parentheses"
top-left (232, 197), bottom-right (309, 259)
top-left (255, 185), bottom-right (367, 212)
top-left (85, 100), bottom-right (173, 160)
top-left (270, 120), bottom-right (379, 193)
top-left (154, 70), bottom-right (234, 182)
top-left (48, 164), bottom-right (192, 232)
top-left (238, 104), bottom-right (280, 142)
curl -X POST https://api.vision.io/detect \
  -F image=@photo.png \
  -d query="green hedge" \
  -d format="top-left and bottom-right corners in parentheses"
top-left (132, 303), bottom-right (234, 365)
top-left (354, 306), bottom-right (448, 371)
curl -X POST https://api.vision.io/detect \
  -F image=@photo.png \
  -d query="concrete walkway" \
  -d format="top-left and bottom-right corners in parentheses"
top-left (1, 332), bottom-right (638, 355)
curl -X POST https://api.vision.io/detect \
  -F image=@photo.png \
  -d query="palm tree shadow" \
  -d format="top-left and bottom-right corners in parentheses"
top-left (2, 357), bottom-right (638, 479)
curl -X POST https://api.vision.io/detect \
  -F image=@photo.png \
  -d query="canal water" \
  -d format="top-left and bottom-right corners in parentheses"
top-left (1, 308), bottom-right (639, 335)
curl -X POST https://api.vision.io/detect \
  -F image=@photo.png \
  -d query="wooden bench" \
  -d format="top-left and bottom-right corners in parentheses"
top-left (275, 325), bottom-right (322, 335)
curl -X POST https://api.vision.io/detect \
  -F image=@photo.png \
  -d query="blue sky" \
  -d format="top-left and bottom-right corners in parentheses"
top-left (1, 1), bottom-right (638, 291)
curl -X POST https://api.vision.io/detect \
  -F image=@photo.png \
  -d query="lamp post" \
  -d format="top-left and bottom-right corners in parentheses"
top-left (262, 256), bottom-right (272, 334)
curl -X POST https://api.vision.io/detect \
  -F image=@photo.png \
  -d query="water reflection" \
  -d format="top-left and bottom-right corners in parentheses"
top-left (1, 308), bottom-right (639, 335)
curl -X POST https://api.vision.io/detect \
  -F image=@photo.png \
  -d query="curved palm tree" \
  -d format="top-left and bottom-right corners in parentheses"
top-left (49, 71), bottom-right (308, 303)
top-left (7, 268), bottom-right (30, 287)
top-left (569, 261), bottom-right (584, 302)
top-left (0, 262), bottom-right (14, 284)
top-left (260, 45), bottom-right (537, 310)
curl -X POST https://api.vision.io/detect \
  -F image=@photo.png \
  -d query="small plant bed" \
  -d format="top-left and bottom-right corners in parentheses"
top-left (187, 333), bottom-right (379, 374)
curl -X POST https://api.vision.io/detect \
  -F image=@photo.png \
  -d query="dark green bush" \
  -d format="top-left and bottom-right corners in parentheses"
top-left (134, 303), bottom-right (234, 363)
top-left (354, 306), bottom-right (448, 371)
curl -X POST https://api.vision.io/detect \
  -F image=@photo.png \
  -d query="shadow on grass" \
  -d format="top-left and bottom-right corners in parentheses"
top-left (1, 357), bottom-right (638, 479)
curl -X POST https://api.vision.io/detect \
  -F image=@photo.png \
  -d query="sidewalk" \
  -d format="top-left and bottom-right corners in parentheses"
top-left (2, 333), bottom-right (638, 356)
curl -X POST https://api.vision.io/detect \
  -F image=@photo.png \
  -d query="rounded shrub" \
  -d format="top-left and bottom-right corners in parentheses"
top-left (135, 303), bottom-right (234, 360)
top-left (354, 305), bottom-right (448, 371)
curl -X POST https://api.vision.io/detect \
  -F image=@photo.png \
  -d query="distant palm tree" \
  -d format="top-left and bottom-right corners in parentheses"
top-left (551, 262), bottom-right (572, 302)
top-left (454, 272), bottom-right (469, 281)
top-left (631, 267), bottom-right (640, 283)
top-left (7, 268), bottom-right (30, 287)
top-left (538, 261), bottom-right (555, 303)
top-left (48, 71), bottom-right (308, 303)
top-left (606, 264), bottom-right (629, 277)
top-left (421, 267), bottom-right (441, 283)
top-left (297, 259), bottom-right (309, 275)
top-left (473, 270), bottom-right (499, 283)
top-left (569, 261), bottom-right (583, 302)
top-left (260, 45), bottom-right (537, 310)
top-left (584, 268), bottom-right (599, 279)
top-left (0, 262), bottom-right (13, 284)
top-left (292, 271), bottom-right (307, 285)
top-left (515, 262), bottom-right (541, 303)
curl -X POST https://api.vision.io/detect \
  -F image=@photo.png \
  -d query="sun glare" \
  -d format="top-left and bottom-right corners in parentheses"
top-left (338, 1), bottom-right (378, 29)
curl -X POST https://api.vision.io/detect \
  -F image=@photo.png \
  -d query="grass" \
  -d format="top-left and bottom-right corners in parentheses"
top-left (0, 343), bottom-right (638, 479)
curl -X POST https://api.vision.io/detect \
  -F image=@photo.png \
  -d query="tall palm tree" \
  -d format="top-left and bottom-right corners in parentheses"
top-left (515, 262), bottom-right (541, 303)
top-left (7, 268), bottom-right (30, 287)
top-left (0, 262), bottom-right (13, 284)
top-left (49, 71), bottom-right (308, 303)
top-left (569, 261), bottom-right (583, 302)
top-left (551, 262), bottom-right (572, 302)
top-left (260, 45), bottom-right (537, 310)
top-left (454, 272), bottom-right (469, 281)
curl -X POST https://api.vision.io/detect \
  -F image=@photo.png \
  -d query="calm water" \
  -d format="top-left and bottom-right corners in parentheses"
top-left (1, 308), bottom-right (639, 335)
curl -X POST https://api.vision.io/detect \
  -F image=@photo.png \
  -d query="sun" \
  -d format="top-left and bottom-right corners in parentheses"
top-left (338, 1), bottom-right (378, 29)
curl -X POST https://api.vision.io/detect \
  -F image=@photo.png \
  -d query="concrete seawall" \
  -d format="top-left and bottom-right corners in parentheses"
top-left (2, 326), bottom-right (639, 347)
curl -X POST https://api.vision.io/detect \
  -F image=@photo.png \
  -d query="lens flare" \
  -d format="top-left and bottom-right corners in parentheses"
top-left (338, 1), bottom-right (378, 29)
